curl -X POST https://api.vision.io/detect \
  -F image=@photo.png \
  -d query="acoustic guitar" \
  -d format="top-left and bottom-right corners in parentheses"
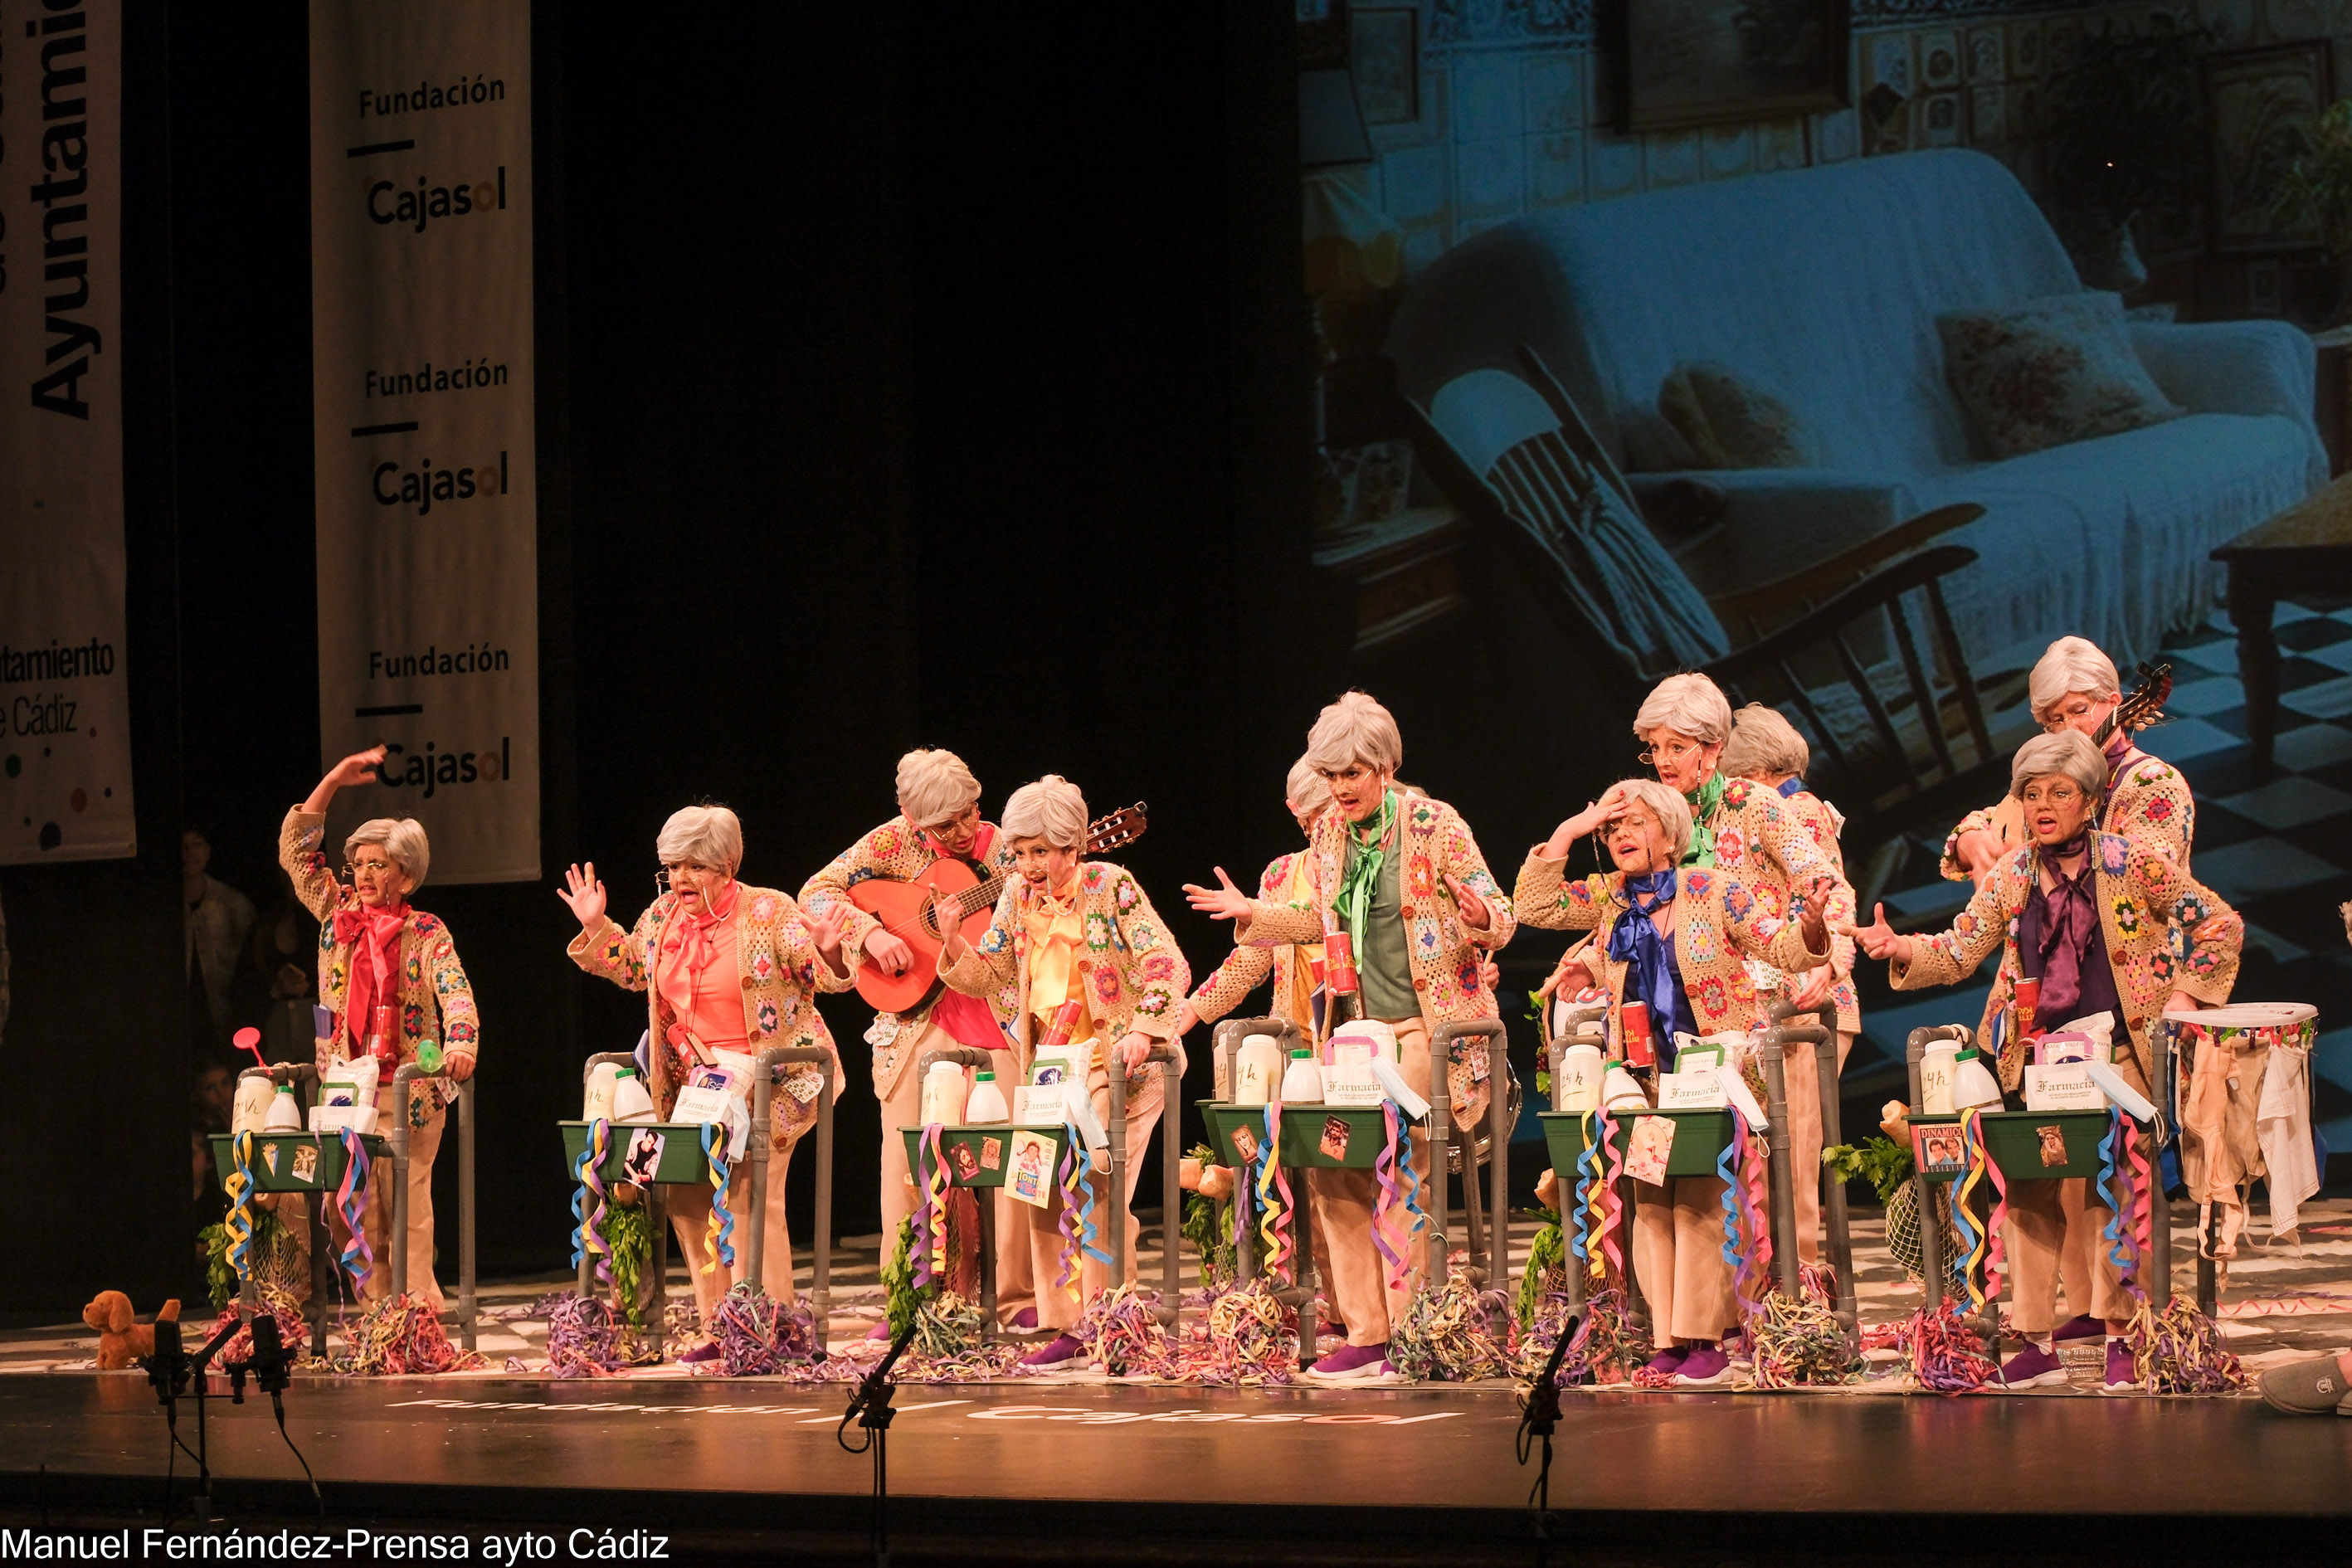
top-left (1974, 661), bottom-right (2174, 858)
top-left (844, 803), bottom-right (1149, 1014)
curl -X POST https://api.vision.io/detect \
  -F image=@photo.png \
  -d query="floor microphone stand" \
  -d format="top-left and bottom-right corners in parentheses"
top-left (1517, 1310), bottom-right (1580, 1568)
top-left (840, 1315), bottom-right (921, 1568)
top-left (180, 1316), bottom-right (246, 1527)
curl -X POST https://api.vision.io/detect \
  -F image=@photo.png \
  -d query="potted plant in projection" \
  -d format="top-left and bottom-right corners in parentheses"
top-left (2269, 99), bottom-right (2352, 324)
top-left (2039, 20), bottom-right (2214, 290)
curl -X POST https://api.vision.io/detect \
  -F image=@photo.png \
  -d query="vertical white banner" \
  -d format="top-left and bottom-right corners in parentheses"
top-left (0, 1), bottom-right (133, 865)
top-left (311, 0), bottom-right (538, 883)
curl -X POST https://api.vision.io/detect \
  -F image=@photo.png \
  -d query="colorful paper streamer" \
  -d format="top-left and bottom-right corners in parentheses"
top-left (700, 1122), bottom-right (736, 1276)
top-left (336, 1127), bottom-right (373, 1283)
top-left (224, 1131), bottom-right (257, 1283)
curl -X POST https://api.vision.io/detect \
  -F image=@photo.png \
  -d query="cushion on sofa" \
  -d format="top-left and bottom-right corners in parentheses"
top-left (1657, 362), bottom-right (1814, 469)
top-left (1938, 292), bottom-right (2185, 459)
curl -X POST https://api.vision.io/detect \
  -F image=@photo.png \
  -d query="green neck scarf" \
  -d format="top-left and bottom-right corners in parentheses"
top-left (1682, 772), bottom-right (1726, 868)
top-left (1333, 790), bottom-right (1399, 943)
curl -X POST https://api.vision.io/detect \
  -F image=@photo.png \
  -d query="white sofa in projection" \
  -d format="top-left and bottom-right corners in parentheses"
top-left (1383, 149), bottom-right (2325, 675)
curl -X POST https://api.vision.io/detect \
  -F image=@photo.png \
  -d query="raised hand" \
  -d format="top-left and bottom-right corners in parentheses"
top-left (932, 893), bottom-right (969, 961)
top-left (302, 745), bottom-right (388, 814)
top-left (558, 862), bottom-right (608, 930)
top-left (1542, 783), bottom-right (1631, 856)
top-left (1835, 901), bottom-right (1907, 963)
top-left (1794, 874), bottom-right (1838, 956)
top-left (806, 900), bottom-right (850, 976)
top-left (331, 747), bottom-right (387, 788)
top-left (1444, 872), bottom-right (1492, 931)
top-left (1182, 867), bottom-right (1253, 923)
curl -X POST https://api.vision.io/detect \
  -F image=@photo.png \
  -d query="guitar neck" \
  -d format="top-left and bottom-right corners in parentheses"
top-left (957, 875), bottom-right (1007, 919)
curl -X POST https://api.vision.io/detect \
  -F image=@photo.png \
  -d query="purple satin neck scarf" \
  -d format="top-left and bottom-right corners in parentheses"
top-left (2031, 835), bottom-right (2096, 1020)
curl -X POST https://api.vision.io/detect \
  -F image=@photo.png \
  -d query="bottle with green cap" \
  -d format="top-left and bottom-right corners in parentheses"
top-left (262, 1082), bottom-right (304, 1132)
top-left (1280, 1046), bottom-right (1325, 1104)
top-left (1951, 1046), bottom-right (2004, 1113)
top-left (611, 1064), bottom-right (658, 1123)
top-left (966, 1068), bottom-right (1010, 1124)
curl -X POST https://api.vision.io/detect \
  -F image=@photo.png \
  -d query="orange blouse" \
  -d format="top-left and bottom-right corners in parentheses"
top-left (655, 884), bottom-right (751, 1054)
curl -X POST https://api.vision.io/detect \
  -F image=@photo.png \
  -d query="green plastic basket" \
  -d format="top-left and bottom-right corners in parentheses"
top-left (1199, 1101), bottom-right (1395, 1171)
top-left (1609, 1107), bottom-right (1738, 1179)
top-left (899, 1123), bottom-right (1069, 1190)
top-left (559, 1120), bottom-right (714, 1186)
top-left (210, 1131), bottom-right (389, 1195)
top-left (1910, 1108), bottom-right (2112, 1181)
top-left (1539, 1110), bottom-right (1592, 1186)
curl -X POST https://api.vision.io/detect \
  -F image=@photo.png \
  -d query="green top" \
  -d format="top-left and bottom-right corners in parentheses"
top-left (1344, 810), bottom-right (1416, 1021)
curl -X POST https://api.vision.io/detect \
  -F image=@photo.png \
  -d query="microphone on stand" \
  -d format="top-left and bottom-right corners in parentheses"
top-left (232, 1313), bottom-right (322, 1512)
top-left (143, 1317), bottom-right (189, 1406)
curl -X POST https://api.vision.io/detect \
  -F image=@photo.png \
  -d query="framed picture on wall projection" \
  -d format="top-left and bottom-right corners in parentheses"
top-left (1625, 0), bottom-right (1848, 130)
top-left (2203, 42), bottom-right (2333, 254)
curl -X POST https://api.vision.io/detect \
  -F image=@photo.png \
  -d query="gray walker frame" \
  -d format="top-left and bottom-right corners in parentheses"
top-left (1539, 998), bottom-right (1852, 1343)
top-left (913, 1041), bottom-right (1184, 1342)
top-left (386, 1062), bottom-right (479, 1351)
top-left (1902, 1023), bottom-right (2173, 1364)
top-left (231, 1063), bottom-right (334, 1357)
top-left (1103, 1042), bottom-right (1186, 1328)
top-left (572, 1047), bottom-right (837, 1356)
top-left (1761, 999), bottom-right (1858, 1346)
top-left (1206, 1015), bottom-right (1512, 1366)
top-left (751, 1046), bottom-right (836, 1348)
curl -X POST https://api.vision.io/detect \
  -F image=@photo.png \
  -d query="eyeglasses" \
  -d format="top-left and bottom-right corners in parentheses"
top-left (1639, 738), bottom-right (1707, 767)
top-left (2038, 695), bottom-right (2107, 733)
top-left (343, 857), bottom-right (392, 880)
top-left (655, 864), bottom-right (723, 895)
top-left (2018, 781), bottom-right (2088, 806)
top-left (921, 805), bottom-right (981, 837)
top-left (1317, 764), bottom-right (1382, 786)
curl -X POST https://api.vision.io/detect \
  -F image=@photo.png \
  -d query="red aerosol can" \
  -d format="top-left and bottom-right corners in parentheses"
top-left (1619, 1001), bottom-right (1657, 1074)
top-left (1325, 930), bottom-right (1361, 997)
top-left (1039, 998), bottom-right (1086, 1049)
top-left (367, 1002), bottom-right (400, 1069)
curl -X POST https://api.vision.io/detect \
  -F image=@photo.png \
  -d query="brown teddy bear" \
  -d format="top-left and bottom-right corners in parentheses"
top-left (83, 1291), bottom-right (181, 1371)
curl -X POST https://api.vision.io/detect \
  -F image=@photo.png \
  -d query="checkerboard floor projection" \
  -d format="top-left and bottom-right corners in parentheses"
top-left (1851, 601), bottom-right (2352, 1243)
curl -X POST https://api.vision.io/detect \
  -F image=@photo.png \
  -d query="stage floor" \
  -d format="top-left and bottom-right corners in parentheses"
top-left (1, 1373), bottom-right (2346, 1566)
top-left (10, 1201), bottom-right (2349, 1382)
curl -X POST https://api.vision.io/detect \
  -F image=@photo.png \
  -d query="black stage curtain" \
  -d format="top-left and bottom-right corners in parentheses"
top-left (0, 0), bottom-right (1318, 1314)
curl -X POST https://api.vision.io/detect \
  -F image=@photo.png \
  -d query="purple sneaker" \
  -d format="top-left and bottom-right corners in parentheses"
top-left (1305, 1342), bottom-right (1395, 1383)
top-left (1641, 1344), bottom-right (1690, 1378)
top-left (1991, 1342), bottom-right (2066, 1391)
top-left (2100, 1338), bottom-right (2140, 1395)
top-left (1673, 1346), bottom-right (1731, 1387)
top-left (1018, 1332), bottom-right (1086, 1371)
top-left (1006, 1307), bottom-right (1040, 1332)
top-left (679, 1340), bottom-right (723, 1364)
top-left (2053, 1313), bottom-right (2103, 1344)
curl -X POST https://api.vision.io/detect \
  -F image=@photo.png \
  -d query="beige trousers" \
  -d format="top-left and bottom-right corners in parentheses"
top-left (1780, 1028), bottom-right (1855, 1266)
top-left (1011, 1070), bottom-right (1165, 1332)
top-left (1307, 1017), bottom-right (1432, 1347)
top-left (320, 1096), bottom-right (446, 1313)
top-left (1633, 1174), bottom-right (1741, 1345)
top-left (2004, 1058), bottom-right (2152, 1333)
top-left (881, 1022), bottom-right (1034, 1319)
top-left (668, 1125), bottom-right (800, 1321)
